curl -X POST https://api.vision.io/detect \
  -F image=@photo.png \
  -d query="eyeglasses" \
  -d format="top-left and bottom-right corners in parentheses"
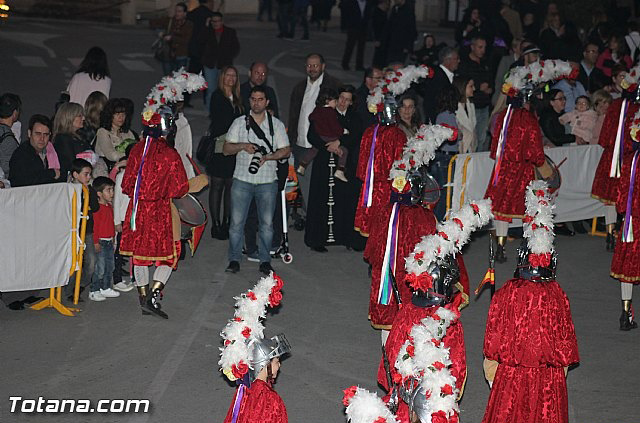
top-left (306, 64), bottom-right (321, 69)
top-left (553, 96), bottom-right (566, 102)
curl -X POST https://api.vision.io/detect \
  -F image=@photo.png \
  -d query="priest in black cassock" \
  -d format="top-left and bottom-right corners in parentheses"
top-left (304, 85), bottom-right (365, 252)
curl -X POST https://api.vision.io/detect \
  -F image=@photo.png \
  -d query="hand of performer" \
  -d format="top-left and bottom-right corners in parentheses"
top-left (188, 174), bottom-right (209, 193)
top-left (94, 243), bottom-right (101, 253)
top-left (115, 224), bottom-right (122, 233)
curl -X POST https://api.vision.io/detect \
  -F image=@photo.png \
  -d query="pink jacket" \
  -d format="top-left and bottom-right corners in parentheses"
top-left (559, 109), bottom-right (598, 144)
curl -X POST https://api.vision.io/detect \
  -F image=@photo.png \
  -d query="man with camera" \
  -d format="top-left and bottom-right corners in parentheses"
top-left (223, 86), bottom-right (290, 275)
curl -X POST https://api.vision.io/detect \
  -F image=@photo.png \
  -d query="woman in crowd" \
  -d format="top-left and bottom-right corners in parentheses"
top-left (95, 98), bottom-right (135, 169)
top-left (453, 76), bottom-right (477, 153)
top-left (207, 65), bottom-right (243, 240)
top-left (67, 47), bottom-right (111, 106)
top-left (592, 89), bottom-right (613, 144)
top-left (305, 85), bottom-right (363, 252)
top-left (539, 89), bottom-right (578, 146)
top-left (455, 7), bottom-right (492, 47)
top-left (53, 102), bottom-right (93, 180)
top-left (77, 91), bottom-right (108, 148)
top-left (596, 33), bottom-right (632, 78)
top-left (413, 33), bottom-right (440, 67)
top-left (396, 94), bottom-right (421, 139)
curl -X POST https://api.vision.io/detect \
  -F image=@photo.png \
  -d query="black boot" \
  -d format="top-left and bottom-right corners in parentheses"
top-left (495, 236), bottom-right (507, 263)
top-left (606, 224), bottom-right (615, 252)
top-left (137, 285), bottom-right (151, 315)
top-left (211, 221), bottom-right (221, 239)
top-left (620, 300), bottom-right (638, 331)
top-left (144, 281), bottom-right (168, 319)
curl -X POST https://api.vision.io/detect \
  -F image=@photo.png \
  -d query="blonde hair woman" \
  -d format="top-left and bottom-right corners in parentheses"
top-left (53, 102), bottom-right (94, 179)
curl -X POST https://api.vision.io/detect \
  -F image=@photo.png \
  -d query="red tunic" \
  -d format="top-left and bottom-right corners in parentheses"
top-left (378, 303), bottom-right (466, 423)
top-left (482, 278), bottom-right (579, 423)
top-left (354, 124), bottom-right (407, 239)
top-left (120, 138), bottom-right (189, 262)
top-left (611, 149), bottom-right (640, 283)
top-left (223, 380), bottom-right (288, 423)
top-left (484, 107), bottom-right (545, 221)
top-left (591, 98), bottom-right (639, 204)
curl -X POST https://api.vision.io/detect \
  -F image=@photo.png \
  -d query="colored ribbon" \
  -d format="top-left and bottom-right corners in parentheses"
top-left (130, 135), bottom-right (152, 231)
top-left (362, 124), bottom-right (380, 208)
top-left (610, 99), bottom-right (628, 178)
top-left (230, 384), bottom-right (246, 423)
top-left (378, 203), bottom-right (400, 305)
top-left (622, 150), bottom-right (639, 242)
top-left (492, 104), bottom-right (513, 186)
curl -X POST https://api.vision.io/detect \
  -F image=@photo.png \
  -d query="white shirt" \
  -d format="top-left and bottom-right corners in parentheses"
top-left (226, 112), bottom-right (289, 184)
top-left (440, 64), bottom-right (454, 83)
top-left (67, 72), bottom-right (111, 106)
top-left (113, 170), bottom-right (129, 225)
top-left (175, 113), bottom-right (196, 179)
top-left (297, 73), bottom-right (324, 148)
top-left (357, 0), bottom-right (367, 15)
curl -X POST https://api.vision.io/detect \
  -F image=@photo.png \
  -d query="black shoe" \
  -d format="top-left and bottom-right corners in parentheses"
top-left (555, 224), bottom-right (575, 236)
top-left (144, 290), bottom-right (168, 319)
top-left (572, 221), bottom-right (587, 234)
top-left (7, 300), bottom-right (25, 310)
top-left (259, 262), bottom-right (274, 275)
top-left (620, 310), bottom-right (638, 331)
top-left (226, 261), bottom-right (240, 273)
top-left (606, 232), bottom-right (616, 252)
top-left (311, 246), bottom-right (328, 253)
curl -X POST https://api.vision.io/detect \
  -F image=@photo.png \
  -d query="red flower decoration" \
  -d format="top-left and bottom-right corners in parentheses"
top-left (568, 67), bottom-right (579, 80)
top-left (148, 98), bottom-right (156, 105)
top-left (441, 384), bottom-right (453, 396)
top-left (439, 123), bottom-right (458, 141)
top-left (449, 412), bottom-right (459, 423)
top-left (453, 218), bottom-right (463, 230)
top-left (392, 77), bottom-right (399, 83)
top-left (428, 67), bottom-right (435, 78)
top-left (233, 317), bottom-right (242, 322)
top-left (407, 344), bottom-right (415, 357)
top-left (157, 85), bottom-right (165, 91)
top-left (160, 97), bottom-right (166, 104)
top-left (522, 215), bottom-right (533, 223)
top-left (535, 189), bottom-right (546, 197)
top-left (395, 71), bottom-right (403, 77)
top-left (431, 410), bottom-right (448, 423)
top-left (242, 327), bottom-right (251, 338)
top-left (438, 231), bottom-right (449, 240)
top-left (407, 272), bottom-right (433, 292)
top-left (382, 86), bottom-right (389, 94)
top-left (414, 251), bottom-right (425, 261)
top-left (246, 291), bottom-right (257, 301)
top-left (409, 159), bottom-right (416, 167)
top-left (377, 103), bottom-right (384, 112)
top-left (431, 338), bottom-right (441, 347)
top-left (374, 417), bottom-right (386, 423)
top-left (231, 361), bottom-right (249, 379)
top-left (224, 339), bottom-right (231, 346)
top-left (392, 373), bottom-right (402, 384)
top-left (273, 274), bottom-right (284, 289)
top-left (342, 386), bottom-right (358, 406)
top-left (471, 203), bottom-right (479, 214)
top-left (529, 253), bottom-right (551, 267)
top-left (433, 361), bottom-right (445, 370)
top-left (269, 291), bottom-right (283, 307)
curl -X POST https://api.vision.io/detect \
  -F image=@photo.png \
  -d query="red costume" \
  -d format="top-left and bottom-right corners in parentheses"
top-left (120, 138), bottom-right (189, 265)
top-left (354, 124), bottom-right (407, 239)
top-left (379, 302), bottom-right (467, 423)
top-left (611, 148), bottom-right (640, 282)
top-left (223, 379), bottom-right (288, 423)
top-left (484, 107), bottom-right (545, 221)
top-left (591, 98), bottom-right (640, 204)
top-left (482, 278), bottom-right (579, 423)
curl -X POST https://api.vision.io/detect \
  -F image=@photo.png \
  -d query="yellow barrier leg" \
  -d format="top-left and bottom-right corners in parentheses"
top-left (30, 287), bottom-right (75, 316)
top-left (590, 216), bottom-right (607, 237)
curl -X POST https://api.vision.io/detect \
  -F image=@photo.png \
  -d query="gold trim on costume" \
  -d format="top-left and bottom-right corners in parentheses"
top-left (591, 193), bottom-right (616, 205)
top-left (492, 210), bottom-right (526, 220)
top-left (611, 272), bottom-right (640, 282)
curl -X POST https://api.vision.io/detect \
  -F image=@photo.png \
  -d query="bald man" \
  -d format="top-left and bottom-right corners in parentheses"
top-left (240, 62), bottom-right (280, 118)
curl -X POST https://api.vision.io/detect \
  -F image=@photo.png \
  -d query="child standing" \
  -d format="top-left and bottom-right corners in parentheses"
top-left (89, 176), bottom-right (121, 302)
top-left (559, 95), bottom-right (598, 144)
top-left (297, 87), bottom-right (350, 182)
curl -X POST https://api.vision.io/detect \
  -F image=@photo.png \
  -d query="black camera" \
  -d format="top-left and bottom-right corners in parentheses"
top-left (248, 144), bottom-right (268, 174)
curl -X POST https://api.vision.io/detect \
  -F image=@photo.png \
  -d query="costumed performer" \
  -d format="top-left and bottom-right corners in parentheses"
top-left (485, 60), bottom-right (576, 262)
top-left (377, 199), bottom-right (492, 423)
top-left (611, 107), bottom-right (640, 330)
top-left (482, 180), bottom-right (579, 423)
top-left (121, 69), bottom-right (209, 319)
top-left (219, 273), bottom-right (290, 423)
top-left (366, 124), bottom-right (458, 340)
top-left (591, 67), bottom-right (640, 251)
top-left (355, 65), bottom-right (433, 251)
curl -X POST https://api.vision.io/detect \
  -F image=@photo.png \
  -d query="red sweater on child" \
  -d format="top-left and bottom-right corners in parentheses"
top-left (93, 203), bottom-right (115, 243)
top-left (308, 106), bottom-right (344, 141)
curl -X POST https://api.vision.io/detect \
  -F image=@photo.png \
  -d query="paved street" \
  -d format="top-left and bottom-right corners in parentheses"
top-left (1, 16), bottom-right (639, 423)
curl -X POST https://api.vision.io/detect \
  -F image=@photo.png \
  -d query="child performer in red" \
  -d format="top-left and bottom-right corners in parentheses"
top-left (611, 108), bottom-right (640, 330)
top-left (482, 181), bottom-right (579, 423)
top-left (485, 60), bottom-right (576, 262)
top-left (591, 67), bottom-right (640, 251)
top-left (219, 273), bottom-right (290, 423)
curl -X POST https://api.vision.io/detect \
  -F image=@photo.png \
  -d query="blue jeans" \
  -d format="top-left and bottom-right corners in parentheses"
top-left (203, 66), bottom-right (219, 111)
top-left (475, 106), bottom-right (490, 152)
top-left (91, 240), bottom-right (115, 292)
top-left (229, 179), bottom-right (278, 264)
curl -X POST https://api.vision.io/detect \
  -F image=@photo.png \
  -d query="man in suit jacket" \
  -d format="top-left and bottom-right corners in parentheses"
top-left (355, 67), bottom-right (383, 128)
top-left (288, 53), bottom-right (341, 204)
top-left (200, 12), bottom-right (240, 107)
top-left (418, 46), bottom-right (459, 123)
top-left (341, 0), bottom-right (374, 71)
top-left (384, 0), bottom-right (417, 64)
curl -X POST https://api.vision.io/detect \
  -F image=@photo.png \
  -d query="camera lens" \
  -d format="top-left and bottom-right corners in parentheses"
top-left (248, 151), bottom-right (263, 174)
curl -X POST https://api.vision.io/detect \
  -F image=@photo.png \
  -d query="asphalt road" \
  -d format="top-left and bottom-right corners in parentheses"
top-left (1, 16), bottom-right (639, 423)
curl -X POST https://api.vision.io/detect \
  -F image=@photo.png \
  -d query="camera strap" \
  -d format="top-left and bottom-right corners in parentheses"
top-left (246, 113), bottom-right (275, 153)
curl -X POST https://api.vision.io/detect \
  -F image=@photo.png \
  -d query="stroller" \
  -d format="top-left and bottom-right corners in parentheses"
top-left (272, 166), bottom-right (300, 264)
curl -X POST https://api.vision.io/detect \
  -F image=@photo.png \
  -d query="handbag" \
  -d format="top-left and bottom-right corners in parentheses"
top-left (196, 133), bottom-right (216, 164)
top-left (152, 20), bottom-right (175, 62)
top-left (214, 132), bottom-right (227, 154)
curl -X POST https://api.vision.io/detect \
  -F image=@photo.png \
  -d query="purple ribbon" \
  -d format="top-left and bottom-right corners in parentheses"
top-left (362, 124), bottom-right (380, 208)
top-left (230, 384), bottom-right (246, 423)
top-left (623, 150), bottom-right (639, 242)
top-left (378, 203), bottom-right (400, 305)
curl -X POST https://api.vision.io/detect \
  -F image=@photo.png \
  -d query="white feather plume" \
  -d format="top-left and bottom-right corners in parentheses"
top-left (142, 67), bottom-right (207, 121)
top-left (344, 387), bottom-right (400, 423)
top-left (502, 59), bottom-right (574, 96)
top-left (523, 180), bottom-right (555, 256)
top-left (367, 65), bottom-right (432, 113)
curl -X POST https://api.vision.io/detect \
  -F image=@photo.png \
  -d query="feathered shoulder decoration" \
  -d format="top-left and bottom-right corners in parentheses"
top-left (502, 60), bottom-right (577, 97)
top-left (342, 386), bottom-right (400, 423)
top-left (620, 66), bottom-right (640, 93)
top-left (142, 67), bottom-right (207, 125)
top-left (523, 180), bottom-right (555, 267)
top-left (218, 273), bottom-right (284, 381)
top-left (405, 199), bottom-right (493, 292)
top-left (367, 65), bottom-right (433, 114)
top-left (389, 123), bottom-right (458, 193)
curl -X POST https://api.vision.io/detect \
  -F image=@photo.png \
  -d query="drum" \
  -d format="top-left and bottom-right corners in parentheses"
top-left (421, 173), bottom-right (441, 206)
top-left (173, 194), bottom-right (208, 240)
top-left (534, 155), bottom-right (561, 194)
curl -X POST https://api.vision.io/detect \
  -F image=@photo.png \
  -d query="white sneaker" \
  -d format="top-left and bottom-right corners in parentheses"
top-left (100, 288), bottom-right (121, 298)
top-left (113, 281), bottom-right (134, 292)
top-left (334, 169), bottom-right (348, 182)
top-left (89, 291), bottom-right (106, 302)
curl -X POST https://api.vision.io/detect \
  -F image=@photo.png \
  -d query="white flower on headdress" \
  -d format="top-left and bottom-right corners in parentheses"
top-left (141, 67), bottom-right (207, 124)
top-left (501, 60), bottom-right (575, 97)
top-left (367, 65), bottom-right (433, 114)
top-left (523, 180), bottom-right (555, 266)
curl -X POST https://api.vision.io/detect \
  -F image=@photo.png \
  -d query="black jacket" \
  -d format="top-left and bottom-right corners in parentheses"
top-left (201, 25), bottom-right (240, 69)
top-left (458, 55), bottom-right (493, 109)
top-left (539, 108), bottom-right (575, 146)
top-left (577, 63), bottom-right (608, 94)
top-left (207, 89), bottom-right (243, 177)
top-left (355, 83), bottom-right (377, 129)
top-left (416, 66), bottom-right (452, 124)
top-left (340, 0), bottom-right (374, 32)
top-left (385, 3), bottom-right (417, 62)
top-left (240, 81), bottom-right (279, 118)
top-left (53, 133), bottom-right (94, 180)
top-left (9, 142), bottom-right (61, 187)
top-left (187, 5), bottom-right (214, 57)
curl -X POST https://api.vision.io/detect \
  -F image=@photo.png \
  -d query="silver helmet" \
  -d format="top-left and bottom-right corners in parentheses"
top-left (145, 104), bottom-right (178, 144)
top-left (379, 95), bottom-right (397, 125)
top-left (411, 254), bottom-right (459, 307)
top-left (514, 239), bottom-right (557, 281)
top-left (248, 333), bottom-right (291, 381)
